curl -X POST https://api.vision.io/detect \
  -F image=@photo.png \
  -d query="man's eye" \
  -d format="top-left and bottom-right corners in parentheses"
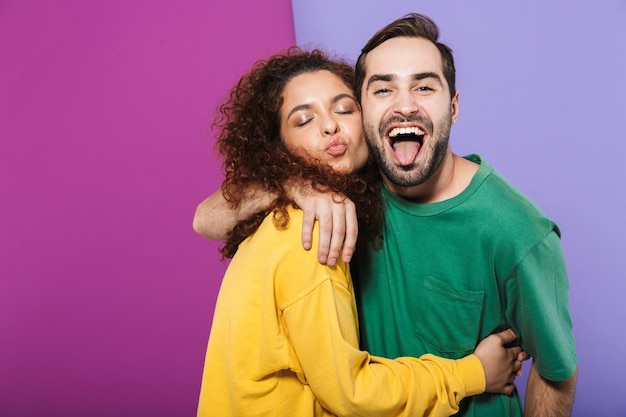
top-left (374, 88), bottom-right (390, 95)
top-left (417, 86), bottom-right (434, 92)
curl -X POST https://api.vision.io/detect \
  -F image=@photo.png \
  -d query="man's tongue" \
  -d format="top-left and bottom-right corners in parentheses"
top-left (392, 141), bottom-right (421, 166)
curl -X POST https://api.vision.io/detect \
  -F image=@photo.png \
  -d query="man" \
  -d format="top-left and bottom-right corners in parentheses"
top-left (349, 13), bottom-right (578, 416)
top-left (194, 13), bottom-right (577, 416)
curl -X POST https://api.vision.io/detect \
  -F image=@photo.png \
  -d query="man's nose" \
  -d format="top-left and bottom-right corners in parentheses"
top-left (392, 89), bottom-right (418, 117)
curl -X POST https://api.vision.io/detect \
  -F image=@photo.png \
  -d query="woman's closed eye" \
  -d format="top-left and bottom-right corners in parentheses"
top-left (292, 112), bottom-right (314, 128)
top-left (334, 99), bottom-right (360, 115)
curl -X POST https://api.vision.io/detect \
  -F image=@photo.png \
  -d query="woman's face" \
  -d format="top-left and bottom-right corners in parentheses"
top-left (280, 70), bottom-right (369, 174)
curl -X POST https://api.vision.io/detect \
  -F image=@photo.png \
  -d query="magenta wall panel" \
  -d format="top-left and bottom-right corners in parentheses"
top-left (0, 1), bottom-right (295, 416)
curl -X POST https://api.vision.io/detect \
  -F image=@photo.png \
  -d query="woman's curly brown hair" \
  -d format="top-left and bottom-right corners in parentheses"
top-left (213, 47), bottom-right (383, 259)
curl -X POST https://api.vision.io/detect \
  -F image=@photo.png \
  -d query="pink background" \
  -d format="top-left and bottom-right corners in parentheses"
top-left (0, 1), bottom-right (294, 415)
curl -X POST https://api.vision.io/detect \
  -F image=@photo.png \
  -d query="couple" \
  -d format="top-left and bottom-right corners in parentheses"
top-left (195, 13), bottom-right (578, 417)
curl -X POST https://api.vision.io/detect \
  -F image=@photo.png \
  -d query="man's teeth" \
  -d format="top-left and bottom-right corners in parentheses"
top-left (389, 127), bottom-right (424, 138)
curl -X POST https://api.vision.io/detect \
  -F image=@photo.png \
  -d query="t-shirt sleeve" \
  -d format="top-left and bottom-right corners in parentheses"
top-left (505, 230), bottom-right (578, 381)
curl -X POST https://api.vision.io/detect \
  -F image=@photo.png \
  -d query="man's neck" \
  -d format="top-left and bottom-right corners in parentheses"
top-left (385, 152), bottom-right (479, 204)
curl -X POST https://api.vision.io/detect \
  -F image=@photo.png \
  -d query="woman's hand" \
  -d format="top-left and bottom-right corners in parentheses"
top-left (474, 329), bottom-right (530, 395)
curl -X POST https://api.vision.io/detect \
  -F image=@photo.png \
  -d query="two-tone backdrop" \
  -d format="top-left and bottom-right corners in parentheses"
top-left (1, 1), bottom-right (624, 415)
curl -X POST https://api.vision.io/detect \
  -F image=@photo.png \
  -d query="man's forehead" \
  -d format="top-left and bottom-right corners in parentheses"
top-left (365, 37), bottom-right (443, 77)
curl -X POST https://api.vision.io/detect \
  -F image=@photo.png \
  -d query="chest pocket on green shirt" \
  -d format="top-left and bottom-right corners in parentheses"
top-left (412, 276), bottom-right (485, 358)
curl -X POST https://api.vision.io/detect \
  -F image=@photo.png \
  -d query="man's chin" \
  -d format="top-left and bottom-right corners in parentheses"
top-left (381, 165), bottom-right (426, 188)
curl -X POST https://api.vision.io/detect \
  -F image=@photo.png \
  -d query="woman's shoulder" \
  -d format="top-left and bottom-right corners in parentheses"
top-left (244, 206), bottom-right (317, 265)
top-left (253, 206), bottom-right (305, 246)
top-left (251, 207), bottom-right (350, 300)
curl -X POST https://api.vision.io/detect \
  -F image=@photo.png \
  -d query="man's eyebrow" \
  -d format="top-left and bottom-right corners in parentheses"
top-left (286, 93), bottom-right (357, 119)
top-left (413, 72), bottom-right (443, 85)
top-left (365, 74), bottom-right (393, 90)
top-left (366, 72), bottom-right (444, 89)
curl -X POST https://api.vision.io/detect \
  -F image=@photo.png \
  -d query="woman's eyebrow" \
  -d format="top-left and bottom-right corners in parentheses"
top-left (286, 103), bottom-right (312, 120)
top-left (332, 93), bottom-right (357, 104)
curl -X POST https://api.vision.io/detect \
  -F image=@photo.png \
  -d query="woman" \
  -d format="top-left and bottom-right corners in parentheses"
top-left (197, 48), bottom-right (523, 417)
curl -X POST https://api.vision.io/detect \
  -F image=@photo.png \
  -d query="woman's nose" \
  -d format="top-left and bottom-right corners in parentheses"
top-left (321, 114), bottom-right (339, 135)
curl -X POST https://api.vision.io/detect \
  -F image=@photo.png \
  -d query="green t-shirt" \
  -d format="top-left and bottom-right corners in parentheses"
top-left (353, 155), bottom-right (578, 416)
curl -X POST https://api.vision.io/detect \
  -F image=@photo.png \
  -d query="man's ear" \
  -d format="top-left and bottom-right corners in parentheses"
top-left (451, 91), bottom-right (459, 124)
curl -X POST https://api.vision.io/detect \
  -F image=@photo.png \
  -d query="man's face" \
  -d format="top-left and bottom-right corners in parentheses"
top-left (360, 36), bottom-right (459, 188)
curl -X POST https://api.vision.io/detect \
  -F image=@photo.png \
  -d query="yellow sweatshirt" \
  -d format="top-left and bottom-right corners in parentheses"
top-left (197, 207), bottom-right (485, 417)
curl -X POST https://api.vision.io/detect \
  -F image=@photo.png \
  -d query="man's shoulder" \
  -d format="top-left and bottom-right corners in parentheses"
top-left (474, 172), bottom-right (561, 247)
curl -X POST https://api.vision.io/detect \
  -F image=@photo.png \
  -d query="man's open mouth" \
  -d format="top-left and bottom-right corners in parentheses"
top-left (388, 126), bottom-right (425, 166)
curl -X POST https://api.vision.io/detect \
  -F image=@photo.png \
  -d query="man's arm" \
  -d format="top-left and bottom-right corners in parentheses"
top-left (524, 361), bottom-right (578, 417)
top-left (192, 183), bottom-right (358, 265)
top-left (192, 185), bottom-right (275, 240)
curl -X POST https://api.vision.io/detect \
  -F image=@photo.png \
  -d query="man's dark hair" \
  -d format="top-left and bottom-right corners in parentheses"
top-left (354, 13), bottom-right (456, 102)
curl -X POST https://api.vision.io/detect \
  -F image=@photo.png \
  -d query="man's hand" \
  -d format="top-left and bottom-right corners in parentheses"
top-left (292, 187), bottom-right (358, 266)
top-left (473, 329), bottom-right (530, 395)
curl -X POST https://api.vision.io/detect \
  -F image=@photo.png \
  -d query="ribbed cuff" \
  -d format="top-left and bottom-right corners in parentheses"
top-left (455, 354), bottom-right (486, 396)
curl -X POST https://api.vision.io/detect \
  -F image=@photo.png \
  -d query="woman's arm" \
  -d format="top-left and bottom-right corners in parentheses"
top-left (276, 223), bottom-right (525, 417)
top-left (283, 276), bottom-right (525, 417)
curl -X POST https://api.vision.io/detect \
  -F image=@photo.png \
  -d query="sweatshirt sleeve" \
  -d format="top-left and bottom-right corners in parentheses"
top-left (279, 270), bottom-right (485, 417)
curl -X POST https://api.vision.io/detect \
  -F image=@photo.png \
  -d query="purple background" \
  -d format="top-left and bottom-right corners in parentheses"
top-left (1, 0), bottom-right (625, 416)
top-left (293, 1), bottom-right (626, 415)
